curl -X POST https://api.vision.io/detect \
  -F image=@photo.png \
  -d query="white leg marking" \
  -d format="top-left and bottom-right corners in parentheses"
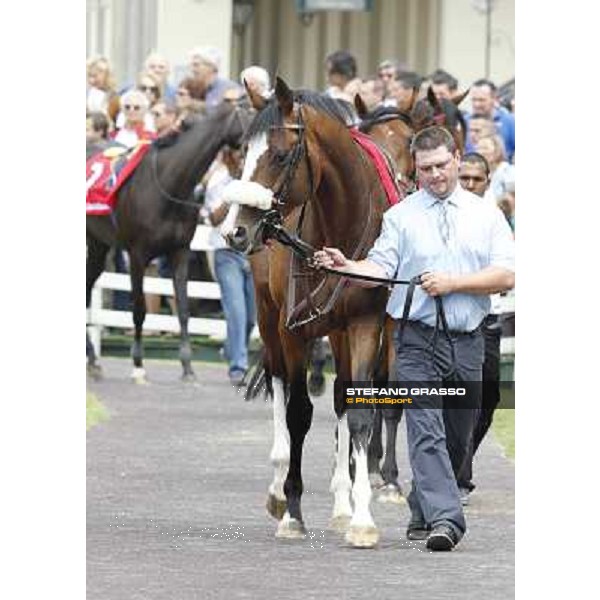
top-left (330, 413), bottom-right (353, 520)
top-left (349, 448), bottom-right (375, 529)
top-left (268, 377), bottom-right (289, 501)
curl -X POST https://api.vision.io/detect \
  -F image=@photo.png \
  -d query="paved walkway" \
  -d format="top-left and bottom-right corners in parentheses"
top-left (87, 358), bottom-right (514, 600)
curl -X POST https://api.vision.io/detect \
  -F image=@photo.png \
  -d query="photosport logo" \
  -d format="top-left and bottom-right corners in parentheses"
top-left (343, 381), bottom-right (515, 409)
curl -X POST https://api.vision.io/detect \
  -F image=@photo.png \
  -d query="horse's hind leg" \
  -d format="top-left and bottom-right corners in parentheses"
top-left (367, 406), bottom-right (384, 487)
top-left (377, 317), bottom-right (405, 504)
top-left (170, 247), bottom-right (196, 381)
top-left (345, 319), bottom-right (383, 549)
top-left (328, 331), bottom-right (353, 532)
top-left (377, 407), bottom-right (405, 504)
top-left (86, 236), bottom-right (110, 379)
top-left (128, 250), bottom-right (148, 384)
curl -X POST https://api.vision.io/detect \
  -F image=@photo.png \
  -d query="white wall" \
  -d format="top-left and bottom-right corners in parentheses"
top-left (438, 0), bottom-right (514, 89)
top-left (156, 0), bottom-right (233, 83)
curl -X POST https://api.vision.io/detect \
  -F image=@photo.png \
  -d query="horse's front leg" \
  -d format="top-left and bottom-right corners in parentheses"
top-left (129, 251), bottom-right (148, 384)
top-left (345, 318), bottom-right (383, 548)
top-left (276, 333), bottom-right (312, 540)
top-left (170, 247), bottom-right (195, 381)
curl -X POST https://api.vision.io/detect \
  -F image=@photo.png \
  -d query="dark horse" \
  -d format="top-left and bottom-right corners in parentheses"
top-left (222, 78), bottom-right (394, 548)
top-left (86, 101), bottom-right (251, 383)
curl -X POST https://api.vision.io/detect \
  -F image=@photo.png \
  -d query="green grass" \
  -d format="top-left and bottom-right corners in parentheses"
top-left (492, 409), bottom-right (515, 460)
top-left (86, 392), bottom-right (109, 430)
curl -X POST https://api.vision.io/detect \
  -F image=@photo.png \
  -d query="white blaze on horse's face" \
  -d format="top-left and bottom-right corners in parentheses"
top-left (242, 132), bottom-right (268, 182)
top-left (221, 133), bottom-right (274, 212)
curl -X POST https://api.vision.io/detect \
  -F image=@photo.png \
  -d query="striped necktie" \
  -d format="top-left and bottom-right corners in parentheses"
top-left (436, 200), bottom-right (451, 245)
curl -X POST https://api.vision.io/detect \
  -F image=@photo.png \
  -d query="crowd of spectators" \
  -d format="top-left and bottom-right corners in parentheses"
top-left (86, 45), bottom-right (515, 384)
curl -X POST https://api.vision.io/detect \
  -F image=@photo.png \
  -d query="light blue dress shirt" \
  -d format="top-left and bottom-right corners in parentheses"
top-left (367, 185), bottom-right (515, 332)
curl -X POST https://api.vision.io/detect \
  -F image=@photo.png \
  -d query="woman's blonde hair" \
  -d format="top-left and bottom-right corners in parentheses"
top-left (86, 56), bottom-right (116, 91)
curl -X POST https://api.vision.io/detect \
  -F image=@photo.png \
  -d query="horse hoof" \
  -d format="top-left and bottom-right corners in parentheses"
top-left (376, 484), bottom-right (405, 505)
top-left (345, 525), bottom-right (379, 549)
top-left (266, 494), bottom-right (287, 521)
top-left (131, 368), bottom-right (148, 385)
top-left (87, 363), bottom-right (103, 381)
top-left (328, 514), bottom-right (352, 532)
top-left (276, 517), bottom-right (307, 539)
top-left (369, 472), bottom-right (385, 489)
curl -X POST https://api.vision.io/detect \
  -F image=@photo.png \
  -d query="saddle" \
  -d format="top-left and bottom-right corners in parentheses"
top-left (86, 141), bottom-right (152, 216)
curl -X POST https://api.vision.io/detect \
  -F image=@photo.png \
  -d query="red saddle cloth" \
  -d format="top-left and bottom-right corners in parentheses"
top-left (349, 128), bottom-right (400, 207)
top-left (86, 142), bottom-right (152, 215)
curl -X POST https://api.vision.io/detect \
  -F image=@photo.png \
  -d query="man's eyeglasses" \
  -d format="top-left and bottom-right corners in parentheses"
top-left (176, 90), bottom-right (189, 97)
top-left (124, 104), bottom-right (142, 111)
top-left (140, 85), bottom-right (158, 93)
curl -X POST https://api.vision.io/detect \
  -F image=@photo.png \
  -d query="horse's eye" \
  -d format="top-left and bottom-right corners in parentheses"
top-left (272, 149), bottom-right (290, 165)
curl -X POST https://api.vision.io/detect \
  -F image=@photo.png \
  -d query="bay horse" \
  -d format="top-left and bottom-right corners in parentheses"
top-left (86, 100), bottom-right (252, 383)
top-left (354, 94), bottom-right (415, 503)
top-left (222, 78), bottom-right (393, 548)
top-left (411, 86), bottom-right (469, 154)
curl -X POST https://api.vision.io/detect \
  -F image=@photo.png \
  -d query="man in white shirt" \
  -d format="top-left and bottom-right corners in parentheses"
top-left (313, 126), bottom-right (515, 551)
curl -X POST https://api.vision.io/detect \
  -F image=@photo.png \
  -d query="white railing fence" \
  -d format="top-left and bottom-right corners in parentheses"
top-left (87, 225), bottom-right (515, 359)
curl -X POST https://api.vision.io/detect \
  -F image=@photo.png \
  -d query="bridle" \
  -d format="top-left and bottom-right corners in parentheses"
top-left (150, 101), bottom-right (249, 208)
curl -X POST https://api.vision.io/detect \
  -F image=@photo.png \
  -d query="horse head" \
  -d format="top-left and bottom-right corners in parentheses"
top-left (355, 95), bottom-right (415, 187)
top-left (411, 85), bottom-right (469, 154)
top-left (222, 77), bottom-right (355, 254)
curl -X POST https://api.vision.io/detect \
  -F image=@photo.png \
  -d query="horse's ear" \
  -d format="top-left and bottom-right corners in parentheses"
top-left (354, 93), bottom-right (368, 117)
top-left (243, 79), bottom-right (266, 111)
top-left (275, 76), bottom-right (294, 116)
top-left (406, 87), bottom-right (419, 113)
top-left (427, 85), bottom-right (441, 111)
top-left (452, 88), bottom-right (470, 107)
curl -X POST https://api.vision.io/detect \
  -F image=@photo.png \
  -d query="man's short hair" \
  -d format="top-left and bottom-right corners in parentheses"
top-left (87, 111), bottom-right (110, 139)
top-left (430, 68), bottom-right (458, 91)
top-left (461, 152), bottom-right (490, 177)
top-left (189, 46), bottom-right (222, 72)
top-left (410, 126), bottom-right (457, 156)
top-left (472, 78), bottom-right (497, 93)
top-left (240, 65), bottom-right (271, 97)
top-left (325, 50), bottom-right (357, 80)
top-left (396, 71), bottom-right (423, 90)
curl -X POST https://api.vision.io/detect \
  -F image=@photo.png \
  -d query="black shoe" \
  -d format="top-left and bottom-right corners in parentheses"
top-left (406, 523), bottom-right (430, 541)
top-left (426, 524), bottom-right (459, 551)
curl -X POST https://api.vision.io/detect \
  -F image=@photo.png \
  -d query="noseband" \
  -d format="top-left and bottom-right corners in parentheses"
top-left (253, 105), bottom-right (315, 248)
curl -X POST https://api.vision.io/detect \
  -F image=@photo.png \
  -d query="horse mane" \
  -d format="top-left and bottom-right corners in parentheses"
top-left (359, 105), bottom-right (412, 131)
top-left (244, 89), bottom-right (357, 141)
